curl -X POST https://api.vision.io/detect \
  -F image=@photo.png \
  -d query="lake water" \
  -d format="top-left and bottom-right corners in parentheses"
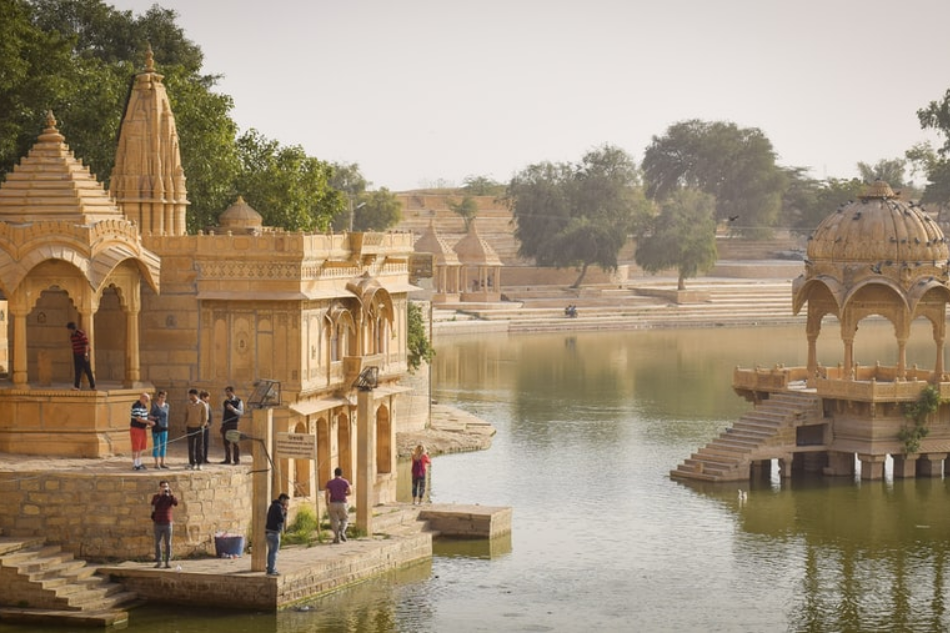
top-left (4, 322), bottom-right (949, 632)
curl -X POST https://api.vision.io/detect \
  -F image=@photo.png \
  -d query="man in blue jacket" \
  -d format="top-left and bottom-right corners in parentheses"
top-left (265, 493), bottom-right (290, 576)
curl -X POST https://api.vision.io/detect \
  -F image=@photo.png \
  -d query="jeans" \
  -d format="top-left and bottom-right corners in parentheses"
top-left (154, 523), bottom-right (172, 563)
top-left (265, 530), bottom-right (280, 573)
top-left (152, 431), bottom-right (168, 459)
top-left (412, 475), bottom-right (427, 500)
top-left (72, 354), bottom-right (95, 389)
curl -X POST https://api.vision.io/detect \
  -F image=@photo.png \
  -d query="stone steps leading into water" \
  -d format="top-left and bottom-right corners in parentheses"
top-left (0, 538), bottom-right (137, 624)
top-left (671, 391), bottom-right (825, 482)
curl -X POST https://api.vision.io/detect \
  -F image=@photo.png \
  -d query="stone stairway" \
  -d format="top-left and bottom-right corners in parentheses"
top-left (0, 537), bottom-right (136, 625)
top-left (670, 391), bottom-right (824, 482)
top-left (441, 279), bottom-right (801, 333)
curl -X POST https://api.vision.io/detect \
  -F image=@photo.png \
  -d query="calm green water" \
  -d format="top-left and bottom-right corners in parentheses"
top-left (5, 322), bottom-right (950, 632)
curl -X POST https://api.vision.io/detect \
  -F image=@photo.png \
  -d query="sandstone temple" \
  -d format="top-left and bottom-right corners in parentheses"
top-left (0, 50), bottom-right (421, 557)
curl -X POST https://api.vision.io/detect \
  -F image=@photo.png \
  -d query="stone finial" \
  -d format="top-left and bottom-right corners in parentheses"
top-left (859, 179), bottom-right (896, 200)
top-left (145, 44), bottom-right (155, 72)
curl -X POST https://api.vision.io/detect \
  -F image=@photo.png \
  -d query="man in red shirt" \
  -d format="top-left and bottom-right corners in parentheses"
top-left (151, 480), bottom-right (178, 568)
top-left (66, 322), bottom-right (95, 391)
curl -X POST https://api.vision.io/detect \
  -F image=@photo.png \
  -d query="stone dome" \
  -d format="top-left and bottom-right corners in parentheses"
top-left (807, 181), bottom-right (948, 265)
top-left (219, 196), bottom-right (263, 232)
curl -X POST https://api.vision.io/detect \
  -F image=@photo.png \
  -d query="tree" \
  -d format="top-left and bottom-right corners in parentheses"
top-left (857, 159), bottom-right (908, 189)
top-left (235, 129), bottom-right (344, 232)
top-left (642, 119), bottom-right (786, 238)
top-left (781, 168), bottom-right (866, 235)
top-left (0, 0), bottom-right (84, 177)
top-left (634, 188), bottom-right (718, 290)
top-left (2, 0), bottom-right (339, 234)
top-left (507, 145), bottom-right (649, 288)
top-left (446, 195), bottom-right (478, 230)
top-left (164, 65), bottom-right (241, 232)
top-left (916, 91), bottom-right (950, 207)
top-left (352, 188), bottom-right (402, 231)
top-left (462, 175), bottom-right (505, 197)
top-left (406, 301), bottom-right (434, 373)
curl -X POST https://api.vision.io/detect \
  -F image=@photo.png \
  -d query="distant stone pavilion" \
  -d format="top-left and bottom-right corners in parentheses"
top-left (673, 181), bottom-right (950, 482)
top-left (413, 219), bottom-right (502, 304)
top-left (0, 49), bottom-right (419, 553)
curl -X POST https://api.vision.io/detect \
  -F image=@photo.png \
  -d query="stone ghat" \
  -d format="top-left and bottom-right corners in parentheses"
top-left (98, 503), bottom-right (511, 610)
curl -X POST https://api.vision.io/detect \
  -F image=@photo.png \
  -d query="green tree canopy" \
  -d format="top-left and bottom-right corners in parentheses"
top-left (353, 188), bottom-right (402, 232)
top-left (462, 175), bottom-right (505, 196)
top-left (235, 129), bottom-right (344, 232)
top-left (634, 188), bottom-right (718, 290)
top-left (781, 168), bottom-right (866, 235)
top-left (916, 91), bottom-right (950, 206)
top-left (857, 158), bottom-right (908, 189)
top-left (1, 0), bottom-right (340, 233)
top-left (447, 195), bottom-right (479, 230)
top-left (506, 145), bottom-right (648, 288)
top-left (642, 119), bottom-right (786, 238)
top-left (406, 301), bottom-right (435, 373)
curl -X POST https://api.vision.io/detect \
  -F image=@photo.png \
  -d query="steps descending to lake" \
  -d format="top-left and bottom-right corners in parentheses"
top-left (435, 278), bottom-right (801, 333)
top-left (0, 537), bottom-right (136, 627)
top-left (670, 391), bottom-right (824, 483)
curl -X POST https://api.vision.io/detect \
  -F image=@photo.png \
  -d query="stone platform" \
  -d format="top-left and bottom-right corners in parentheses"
top-left (97, 502), bottom-right (511, 610)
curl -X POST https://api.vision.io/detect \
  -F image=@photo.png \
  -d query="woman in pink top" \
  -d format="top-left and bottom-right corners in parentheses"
top-left (411, 444), bottom-right (431, 505)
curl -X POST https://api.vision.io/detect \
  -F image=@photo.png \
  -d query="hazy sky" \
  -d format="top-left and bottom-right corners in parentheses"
top-left (109, 0), bottom-right (950, 192)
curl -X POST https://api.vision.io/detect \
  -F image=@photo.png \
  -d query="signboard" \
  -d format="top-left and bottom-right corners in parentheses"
top-left (409, 252), bottom-right (433, 280)
top-left (275, 432), bottom-right (315, 460)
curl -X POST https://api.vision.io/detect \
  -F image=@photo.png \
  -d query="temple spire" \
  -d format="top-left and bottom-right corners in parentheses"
top-left (109, 47), bottom-right (189, 236)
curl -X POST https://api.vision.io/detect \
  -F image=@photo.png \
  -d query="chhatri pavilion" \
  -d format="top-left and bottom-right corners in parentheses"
top-left (673, 180), bottom-right (950, 482)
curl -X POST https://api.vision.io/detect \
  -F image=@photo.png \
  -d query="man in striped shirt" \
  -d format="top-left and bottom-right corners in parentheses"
top-left (66, 322), bottom-right (95, 391)
top-left (130, 392), bottom-right (153, 471)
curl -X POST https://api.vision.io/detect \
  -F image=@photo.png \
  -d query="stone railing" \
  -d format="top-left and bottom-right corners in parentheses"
top-left (734, 363), bottom-right (950, 402)
top-left (733, 365), bottom-right (810, 392)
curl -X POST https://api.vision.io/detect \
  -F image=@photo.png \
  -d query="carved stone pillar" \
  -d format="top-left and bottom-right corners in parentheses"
top-left (896, 337), bottom-right (907, 380)
top-left (124, 283), bottom-right (141, 386)
top-left (10, 307), bottom-right (28, 387)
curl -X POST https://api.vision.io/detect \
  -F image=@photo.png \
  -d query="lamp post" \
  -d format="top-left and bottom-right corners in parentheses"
top-left (348, 200), bottom-right (366, 232)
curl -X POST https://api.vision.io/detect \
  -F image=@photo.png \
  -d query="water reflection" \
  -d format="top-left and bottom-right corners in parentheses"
top-left (429, 323), bottom-right (950, 632)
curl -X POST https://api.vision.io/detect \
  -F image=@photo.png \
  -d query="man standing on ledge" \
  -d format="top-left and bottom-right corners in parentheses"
top-left (265, 493), bottom-right (290, 576)
top-left (183, 388), bottom-right (208, 470)
top-left (130, 392), bottom-right (154, 471)
top-left (220, 386), bottom-right (244, 464)
top-left (66, 322), bottom-right (95, 391)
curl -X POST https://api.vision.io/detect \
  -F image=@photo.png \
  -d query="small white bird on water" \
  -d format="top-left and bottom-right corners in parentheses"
top-left (737, 490), bottom-right (748, 504)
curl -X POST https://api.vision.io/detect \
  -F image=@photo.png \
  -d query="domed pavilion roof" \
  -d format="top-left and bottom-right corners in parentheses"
top-left (807, 180), bottom-right (947, 266)
top-left (218, 196), bottom-right (263, 234)
top-left (794, 180), bottom-right (950, 315)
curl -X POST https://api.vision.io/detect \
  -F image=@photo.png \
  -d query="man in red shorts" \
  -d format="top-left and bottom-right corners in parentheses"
top-left (130, 392), bottom-right (154, 471)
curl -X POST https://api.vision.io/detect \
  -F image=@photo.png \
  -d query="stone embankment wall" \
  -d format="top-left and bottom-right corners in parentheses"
top-left (0, 470), bottom-right (251, 560)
